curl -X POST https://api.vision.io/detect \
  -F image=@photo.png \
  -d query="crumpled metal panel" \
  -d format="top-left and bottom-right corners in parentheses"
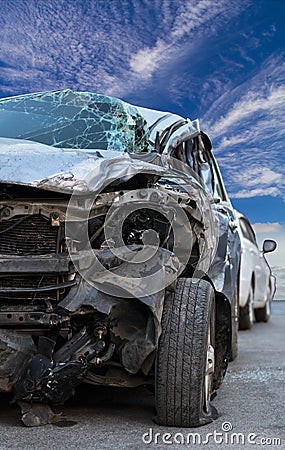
top-left (0, 137), bottom-right (158, 192)
top-left (0, 137), bottom-right (168, 193)
top-left (136, 105), bottom-right (200, 148)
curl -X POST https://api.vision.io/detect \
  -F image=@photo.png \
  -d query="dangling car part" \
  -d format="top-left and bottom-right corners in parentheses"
top-left (0, 90), bottom-right (240, 427)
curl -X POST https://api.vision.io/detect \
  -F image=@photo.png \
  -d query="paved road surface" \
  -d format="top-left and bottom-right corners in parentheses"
top-left (0, 303), bottom-right (284, 449)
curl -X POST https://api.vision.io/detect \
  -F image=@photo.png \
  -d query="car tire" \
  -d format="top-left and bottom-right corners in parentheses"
top-left (154, 278), bottom-right (218, 427)
top-left (230, 283), bottom-right (239, 361)
top-left (254, 294), bottom-right (271, 323)
top-left (239, 286), bottom-right (254, 330)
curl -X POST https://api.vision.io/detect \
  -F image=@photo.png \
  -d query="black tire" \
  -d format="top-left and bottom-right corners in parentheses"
top-left (239, 286), bottom-right (254, 330)
top-left (230, 283), bottom-right (239, 361)
top-left (155, 278), bottom-right (218, 427)
top-left (255, 295), bottom-right (271, 322)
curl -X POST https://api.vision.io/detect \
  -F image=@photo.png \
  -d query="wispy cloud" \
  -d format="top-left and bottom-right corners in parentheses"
top-left (0, 0), bottom-right (143, 96)
top-left (238, 167), bottom-right (283, 187)
top-left (203, 52), bottom-right (285, 123)
top-left (129, 40), bottom-right (170, 80)
top-left (0, 0), bottom-right (249, 99)
top-left (208, 84), bottom-right (285, 138)
top-left (202, 53), bottom-right (285, 200)
top-left (231, 187), bottom-right (281, 199)
top-left (128, 0), bottom-right (235, 80)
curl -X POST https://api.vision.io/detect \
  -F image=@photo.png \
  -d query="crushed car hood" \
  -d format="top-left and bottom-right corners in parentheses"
top-left (0, 137), bottom-right (168, 194)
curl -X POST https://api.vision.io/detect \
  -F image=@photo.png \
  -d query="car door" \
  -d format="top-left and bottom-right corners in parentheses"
top-left (197, 146), bottom-right (240, 300)
top-left (256, 249), bottom-right (271, 305)
top-left (240, 218), bottom-right (267, 303)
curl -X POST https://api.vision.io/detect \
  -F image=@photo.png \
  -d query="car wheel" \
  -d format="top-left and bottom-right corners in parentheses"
top-left (230, 283), bottom-right (239, 361)
top-left (254, 292), bottom-right (271, 323)
top-left (239, 286), bottom-right (254, 330)
top-left (155, 278), bottom-right (218, 427)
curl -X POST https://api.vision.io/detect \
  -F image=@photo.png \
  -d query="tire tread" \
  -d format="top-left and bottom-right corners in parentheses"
top-left (155, 278), bottom-right (216, 427)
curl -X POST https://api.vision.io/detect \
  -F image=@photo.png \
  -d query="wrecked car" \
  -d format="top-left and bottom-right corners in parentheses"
top-left (0, 90), bottom-right (240, 427)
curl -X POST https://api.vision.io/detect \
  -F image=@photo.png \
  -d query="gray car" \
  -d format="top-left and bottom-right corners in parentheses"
top-left (0, 90), bottom-right (240, 427)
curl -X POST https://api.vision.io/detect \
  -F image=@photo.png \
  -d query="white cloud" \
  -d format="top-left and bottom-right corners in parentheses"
top-left (203, 54), bottom-right (285, 200)
top-left (0, 0), bottom-right (142, 96)
top-left (215, 134), bottom-right (249, 151)
top-left (204, 53), bottom-right (285, 124)
top-left (209, 85), bottom-right (285, 138)
top-left (129, 40), bottom-right (170, 79)
top-left (250, 169), bottom-right (282, 187)
top-left (235, 167), bottom-right (283, 188)
top-left (253, 222), bottom-right (282, 233)
top-left (230, 187), bottom-right (281, 199)
top-left (0, 0), bottom-right (248, 99)
top-left (128, 0), bottom-right (229, 80)
top-left (171, 0), bottom-right (226, 38)
top-left (128, 0), bottom-right (240, 83)
top-left (262, 23), bottom-right (276, 38)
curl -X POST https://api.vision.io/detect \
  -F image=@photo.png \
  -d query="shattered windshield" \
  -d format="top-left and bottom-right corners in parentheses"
top-left (0, 90), bottom-right (150, 153)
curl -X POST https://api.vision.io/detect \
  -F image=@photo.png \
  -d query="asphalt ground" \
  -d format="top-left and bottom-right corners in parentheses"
top-left (0, 302), bottom-right (284, 450)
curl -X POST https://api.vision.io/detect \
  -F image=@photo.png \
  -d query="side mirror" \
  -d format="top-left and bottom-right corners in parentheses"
top-left (262, 239), bottom-right (277, 254)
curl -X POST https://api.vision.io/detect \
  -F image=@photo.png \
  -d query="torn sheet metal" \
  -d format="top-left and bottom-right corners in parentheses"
top-left (0, 137), bottom-right (165, 193)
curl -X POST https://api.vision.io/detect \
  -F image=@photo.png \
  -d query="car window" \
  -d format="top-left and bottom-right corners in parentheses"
top-left (171, 139), bottom-right (194, 168)
top-left (178, 137), bottom-right (227, 201)
top-left (239, 218), bottom-right (257, 244)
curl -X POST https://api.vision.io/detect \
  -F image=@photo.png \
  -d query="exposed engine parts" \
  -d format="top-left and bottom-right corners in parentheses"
top-left (13, 317), bottom-right (112, 405)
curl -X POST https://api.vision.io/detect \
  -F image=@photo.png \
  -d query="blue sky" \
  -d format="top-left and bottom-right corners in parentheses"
top-left (0, 0), bottom-right (284, 297)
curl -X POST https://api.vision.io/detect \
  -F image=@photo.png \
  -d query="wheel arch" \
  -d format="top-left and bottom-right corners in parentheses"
top-left (213, 291), bottom-right (231, 390)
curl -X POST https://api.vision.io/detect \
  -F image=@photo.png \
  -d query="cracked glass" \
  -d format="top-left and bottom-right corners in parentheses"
top-left (0, 90), bottom-right (150, 153)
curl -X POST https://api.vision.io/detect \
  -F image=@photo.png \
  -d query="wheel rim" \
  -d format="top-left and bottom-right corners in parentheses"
top-left (204, 315), bottom-right (215, 414)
